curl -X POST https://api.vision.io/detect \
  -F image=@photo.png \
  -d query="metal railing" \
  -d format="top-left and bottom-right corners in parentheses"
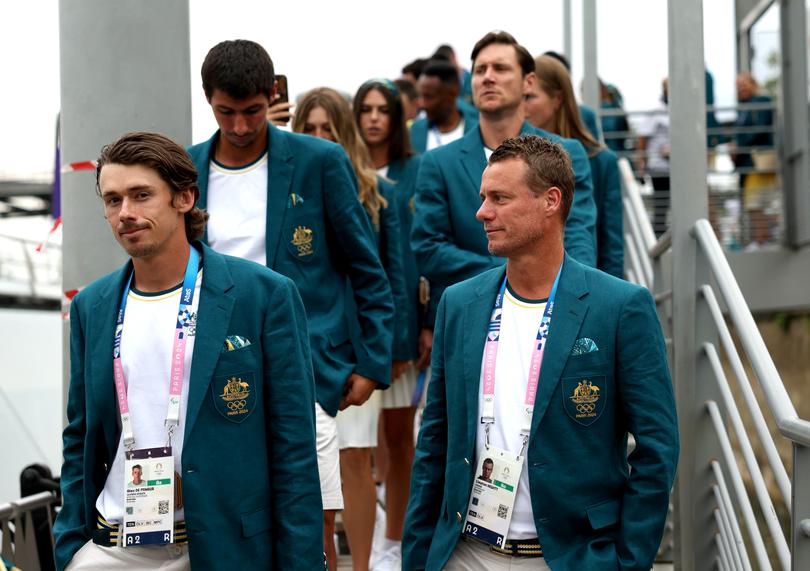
top-left (620, 157), bottom-right (810, 570)
top-left (0, 491), bottom-right (57, 571)
top-left (606, 102), bottom-right (781, 250)
top-left (0, 233), bottom-right (61, 301)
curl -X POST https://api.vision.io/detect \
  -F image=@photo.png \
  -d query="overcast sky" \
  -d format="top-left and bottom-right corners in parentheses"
top-left (0, 0), bottom-right (753, 180)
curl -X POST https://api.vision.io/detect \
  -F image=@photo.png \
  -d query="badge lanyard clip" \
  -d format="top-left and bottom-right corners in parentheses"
top-left (480, 263), bottom-right (563, 456)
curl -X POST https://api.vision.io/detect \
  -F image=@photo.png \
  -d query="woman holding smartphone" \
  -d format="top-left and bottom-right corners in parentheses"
top-left (353, 79), bottom-right (429, 570)
top-left (294, 87), bottom-right (408, 571)
top-left (524, 55), bottom-right (625, 278)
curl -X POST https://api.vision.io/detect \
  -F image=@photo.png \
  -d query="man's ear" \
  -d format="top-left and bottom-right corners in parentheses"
top-left (545, 186), bottom-right (563, 217)
top-left (523, 72), bottom-right (538, 96)
top-left (173, 187), bottom-right (196, 214)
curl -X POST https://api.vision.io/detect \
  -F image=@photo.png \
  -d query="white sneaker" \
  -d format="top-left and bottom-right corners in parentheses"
top-left (369, 504), bottom-right (387, 568)
top-left (372, 544), bottom-right (401, 571)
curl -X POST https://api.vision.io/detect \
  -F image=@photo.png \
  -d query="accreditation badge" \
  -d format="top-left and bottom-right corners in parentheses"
top-left (462, 445), bottom-right (524, 548)
top-left (122, 447), bottom-right (175, 547)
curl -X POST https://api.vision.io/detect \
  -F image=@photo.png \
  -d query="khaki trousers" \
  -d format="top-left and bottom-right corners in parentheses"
top-left (445, 538), bottom-right (551, 570)
top-left (65, 539), bottom-right (190, 570)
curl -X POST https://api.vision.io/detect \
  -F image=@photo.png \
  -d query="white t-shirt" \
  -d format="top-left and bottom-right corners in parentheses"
top-left (475, 283), bottom-right (547, 540)
top-left (206, 154), bottom-right (268, 265)
top-left (376, 165), bottom-right (389, 178)
top-left (483, 146), bottom-right (494, 161)
top-left (95, 270), bottom-right (203, 523)
top-left (426, 118), bottom-right (465, 151)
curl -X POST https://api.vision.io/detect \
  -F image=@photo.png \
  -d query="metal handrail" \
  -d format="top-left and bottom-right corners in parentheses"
top-left (707, 402), bottom-right (773, 571)
top-left (649, 230), bottom-right (671, 260)
top-left (619, 159), bottom-right (657, 250)
top-left (704, 342), bottom-right (791, 569)
top-left (711, 463), bottom-right (752, 571)
top-left (0, 491), bottom-right (55, 519)
top-left (619, 146), bottom-right (809, 567)
top-left (692, 219), bottom-right (810, 447)
top-left (700, 284), bottom-right (791, 509)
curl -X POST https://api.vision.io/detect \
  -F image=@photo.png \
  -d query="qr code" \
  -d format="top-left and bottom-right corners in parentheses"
top-left (497, 504), bottom-right (509, 519)
top-left (158, 500), bottom-right (169, 515)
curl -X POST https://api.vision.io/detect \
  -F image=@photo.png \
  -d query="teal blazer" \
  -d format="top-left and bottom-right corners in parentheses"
top-left (589, 148), bottom-right (624, 278)
top-left (54, 245), bottom-right (323, 571)
top-left (409, 104), bottom-right (479, 154)
top-left (386, 157), bottom-right (426, 359)
top-left (410, 122), bottom-right (597, 307)
top-left (188, 125), bottom-right (394, 415)
top-left (402, 255), bottom-right (678, 570)
top-left (346, 178), bottom-right (410, 362)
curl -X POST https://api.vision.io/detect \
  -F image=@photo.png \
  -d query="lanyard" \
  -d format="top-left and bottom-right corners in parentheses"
top-left (113, 247), bottom-right (200, 450)
top-left (481, 263), bottom-right (563, 454)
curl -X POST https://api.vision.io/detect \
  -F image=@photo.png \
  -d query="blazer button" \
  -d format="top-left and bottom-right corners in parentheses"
top-left (456, 512), bottom-right (462, 522)
top-left (464, 458), bottom-right (470, 465)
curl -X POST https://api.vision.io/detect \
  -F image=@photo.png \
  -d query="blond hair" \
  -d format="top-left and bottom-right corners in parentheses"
top-left (293, 87), bottom-right (387, 228)
top-left (534, 55), bottom-right (603, 157)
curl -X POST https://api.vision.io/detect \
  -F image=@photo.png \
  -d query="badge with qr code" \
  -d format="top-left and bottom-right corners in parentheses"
top-left (462, 445), bottom-right (524, 548)
top-left (123, 447), bottom-right (175, 547)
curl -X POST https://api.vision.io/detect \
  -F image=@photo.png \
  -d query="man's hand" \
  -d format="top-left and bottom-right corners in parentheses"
top-left (340, 373), bottom-right (378, 410)
top-left (267, 95), bottom-right (293, 126)
top-left (391, 360), bottom-right (411, 383)
top-left (416, 328), bottom-right (434, 369)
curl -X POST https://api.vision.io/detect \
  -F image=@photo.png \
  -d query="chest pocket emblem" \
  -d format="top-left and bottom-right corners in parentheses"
top-left (291, 225), bottom-right (314, 257)
top-left (213, 373), bottom-right (256, 423)
top-left (563, 377), bottom-right (606, 426)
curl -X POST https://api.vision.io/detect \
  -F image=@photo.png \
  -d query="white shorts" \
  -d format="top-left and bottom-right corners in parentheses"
top-left (336, 389), bottom-right (381, 449)
top-left (315, 403), bottom-right (344, 510)
top-left (380, 363), bottom-right (420, 409)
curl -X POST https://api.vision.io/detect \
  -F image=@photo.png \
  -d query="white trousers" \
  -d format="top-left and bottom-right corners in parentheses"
top-left (445, 539), bottom-right (551, 570)
top-left (65, 540), bottom-right (190, 570)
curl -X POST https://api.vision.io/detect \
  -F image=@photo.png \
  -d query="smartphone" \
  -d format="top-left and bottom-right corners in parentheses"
top-left (275, 74), bottom-right (289, 123)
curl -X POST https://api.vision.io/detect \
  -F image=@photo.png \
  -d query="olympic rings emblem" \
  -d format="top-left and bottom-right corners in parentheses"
top-left (576, 403), bottom-right (595, 414)
top-left (227, 400), bottom-right (247, 411)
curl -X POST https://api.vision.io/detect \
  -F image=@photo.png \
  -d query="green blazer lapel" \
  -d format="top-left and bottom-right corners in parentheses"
top-left (184, 245), bottom-right (236, 440)
top-left (265, 124), bottom-right (295, 268)
top-left (88, 263), bottom-right (132, 459)
top-left (191, 131), bottom-right (218, 244)
top-left (459, 127), bottom-right (487, 191)
top-left (462, 267), bottom-right (506, 445)
top-left (531, 256), bottom-right (589, 435)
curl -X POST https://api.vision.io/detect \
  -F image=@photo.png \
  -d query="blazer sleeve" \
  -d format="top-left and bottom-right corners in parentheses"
top-left (615, 287), bottom-right (679, 569)
top-left (322, 145), bottom-right (395, 386)
top-left (411, 151), bottom-right (501, 284)
top-left (53, 296), bottom-right (92, 571)
top-left (561, 139), bottom-right (598, 268)
top-left (379, 184), bottom-right (411, 362)
top-left (402, 295), bottom-right (450, 570)
top-left (596, 151), bottom-right (625, 279)
top-left (263, 277), bottom-right (324, 569)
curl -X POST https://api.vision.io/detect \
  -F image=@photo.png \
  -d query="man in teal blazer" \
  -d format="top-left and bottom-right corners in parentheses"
top-left (411, 32), bottom-right (597, 307)
top-left (186, 40), bottom-right (393, 416)
top-left (54, 132), bottom-right (322, 570)
top-left (410, 60), bottom-right (479, 154)
top-left (403, 136), bottom-right (678, 570)
top-left (188, 123), bottom-right (393, 415)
